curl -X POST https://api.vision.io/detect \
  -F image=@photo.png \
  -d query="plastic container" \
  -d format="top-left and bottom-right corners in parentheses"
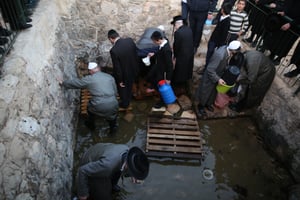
top-left (158, 80), bottom-right (176, 105)
top-left (216, 83), bottom-right (235, 94)
top-left (222, 65), bottom-right (240, 86)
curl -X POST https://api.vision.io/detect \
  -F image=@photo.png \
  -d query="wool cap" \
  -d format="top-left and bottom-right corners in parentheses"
top-left (88, 62), bottom-right (98, 70)
top-left (228, 40), bottom-right (241, 51)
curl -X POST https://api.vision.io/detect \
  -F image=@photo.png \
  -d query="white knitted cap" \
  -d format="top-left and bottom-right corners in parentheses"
top-left (88, 62), bottom-right (98, 70)
top-left (228, 40), bottom-right (241, 50)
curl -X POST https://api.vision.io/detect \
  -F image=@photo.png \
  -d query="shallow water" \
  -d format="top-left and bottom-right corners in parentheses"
top-left (72, 98), bottom-right (294, 200)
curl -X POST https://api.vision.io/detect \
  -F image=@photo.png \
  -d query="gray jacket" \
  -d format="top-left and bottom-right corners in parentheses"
top-left (77, 143), bottom-right (129, 198)
top-left (62, 71), bottom-right (118, 120)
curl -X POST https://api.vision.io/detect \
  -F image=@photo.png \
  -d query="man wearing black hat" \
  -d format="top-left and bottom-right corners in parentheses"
top-left (171, 15), bottom-right (194, 96)
top-left (76, 143), bottom-right (149, 200)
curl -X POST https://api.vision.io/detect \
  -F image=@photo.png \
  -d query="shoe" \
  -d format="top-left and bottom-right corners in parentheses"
top-left (228, 102), bottom-right (241, 112)
top-left (198, 104), bottom-right (207, 116)
top-left (0, 37), bottom-right (8, 45)
top-left (112, 184), bottom-right (122, 192)
top-left (284, 69), bottom-right (300, 78)
top-left (19, 23), bottom-right (32, 30)
top-left (272, 57), bottom-right (280, 66)
top-left (108, 118), bottom-right (118, 134)
top-left (0, 27), bottom-right (12, 36)
top-left (154, 101), bottom-right (165, 109)
top-left (205, 105), bottom-right (214, 112)
top-left (84, 120), bottom-right (95, 130)
top-left (26, 17), bottom-right (32, 23)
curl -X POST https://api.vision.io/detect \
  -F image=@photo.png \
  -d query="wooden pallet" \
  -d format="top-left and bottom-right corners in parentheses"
top-left (146, 114), bottom-right (203, 159)
top-left (80, 89), bottom-right (91, 115)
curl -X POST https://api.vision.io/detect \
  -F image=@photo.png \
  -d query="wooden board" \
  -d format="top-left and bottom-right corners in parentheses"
top-left (80, 89), bottom-right (91, 115)
top-left (146, 114), bottom-right (203, 159)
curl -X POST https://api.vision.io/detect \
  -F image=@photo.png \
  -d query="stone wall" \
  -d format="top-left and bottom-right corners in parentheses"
top-left (0, 0), bottom-right (181, 199)
top-left (256, 76), bottom-right (300, 182)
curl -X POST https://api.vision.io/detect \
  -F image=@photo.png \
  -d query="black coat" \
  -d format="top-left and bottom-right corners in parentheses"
top-left (110, 38), bottom-right (139, 85)
top-left (209, 16), bottom-right (231, 47)
top-left (148, 40), bottom-right (173, 86)
top-left (173, 25), bottom-right (194, 83)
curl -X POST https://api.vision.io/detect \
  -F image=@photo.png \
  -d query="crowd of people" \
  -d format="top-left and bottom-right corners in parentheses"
top-left (0, 0), bottom-right (38, 55)
top-left (56, 0), bottom-right (300, 199)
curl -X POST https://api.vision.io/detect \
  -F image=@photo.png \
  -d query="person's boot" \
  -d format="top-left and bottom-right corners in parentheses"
top-left (284, 68), bottom-right (300, 78)
top-left (0, 37), bottom-right (8, 45)
top-left (107, 118), bottom-right (118, 134)
top-left (197, 104), bottom-right (207, 117)
top-left (84, 112), bottom-right (96, 130)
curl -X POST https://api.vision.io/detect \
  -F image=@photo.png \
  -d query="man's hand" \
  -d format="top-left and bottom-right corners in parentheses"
top-left (281, 23), bottom-right (291, 31)
top-left (79, 196), bottom-right (88, 200)
top-left (119, 82), bottom-right (125, 88)
top-left (56, 77), bottom-right (63, 86)
top-left (218, 79), bottom-right (226, 85)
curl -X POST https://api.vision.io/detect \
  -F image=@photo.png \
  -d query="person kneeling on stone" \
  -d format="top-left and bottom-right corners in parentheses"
top-left (59, 62), bottom-right (119, 133)
top-left (76, 143), bottom-right (150, 200)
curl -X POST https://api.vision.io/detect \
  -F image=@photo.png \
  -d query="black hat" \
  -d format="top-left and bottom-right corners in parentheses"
top-left (171, 15), bottom-right (183, 24)
top-left (265, 13), bottom-right (284, 32)
top-left (127, 147), bottom-right (149, 180)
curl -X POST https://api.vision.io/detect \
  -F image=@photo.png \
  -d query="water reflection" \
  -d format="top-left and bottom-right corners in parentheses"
top-left (72, 99), bottom-right (294, 200)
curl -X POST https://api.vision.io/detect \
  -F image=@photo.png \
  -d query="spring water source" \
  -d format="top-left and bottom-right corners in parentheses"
top-left (72, 99), bottom-right (294, 200)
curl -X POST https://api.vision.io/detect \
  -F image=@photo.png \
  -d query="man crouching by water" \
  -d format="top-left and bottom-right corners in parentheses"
top-left (76, 143), bottom-right (149, 200)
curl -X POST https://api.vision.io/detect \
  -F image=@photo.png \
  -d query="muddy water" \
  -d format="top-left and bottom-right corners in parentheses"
top-left (72, 99), bottom-right (294, 200)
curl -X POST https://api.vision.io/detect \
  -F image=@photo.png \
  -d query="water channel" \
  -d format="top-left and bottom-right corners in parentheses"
top-left (72, 98), bottom-right (294, 200)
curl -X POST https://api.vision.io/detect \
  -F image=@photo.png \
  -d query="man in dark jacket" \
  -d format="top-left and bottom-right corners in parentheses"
top-left (230, 50), bottom-right (276, 112)
top-left (188, 0), bottom-right (218, 54)
top-left (148, 31), bottom-right (174, 108)
top-left (205, 3), bottom-right (232, 70)
top-left (171, 15), bottom-right (194, 96)
top-left (76, 143), bottom-right (149, 200)
top-left (108, 29), bottom-right (140, 110)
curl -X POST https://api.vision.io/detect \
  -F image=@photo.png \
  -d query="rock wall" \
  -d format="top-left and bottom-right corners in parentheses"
top-left (0, 0), bottom-right (181, 199)
top-left (256, 76), bottom-right (300, 182)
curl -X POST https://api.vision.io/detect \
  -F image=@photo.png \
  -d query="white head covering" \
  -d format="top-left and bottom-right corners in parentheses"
top-left (228, 40), bottom-right (241, 51)
top-left (157, 25), bottom-right (165, 31)
top-left (88, 62), bottom-right (98, 70)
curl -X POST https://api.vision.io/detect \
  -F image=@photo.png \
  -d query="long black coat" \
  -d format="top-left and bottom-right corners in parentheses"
top-left (110, 38), bottom-right (139, 85)
top-left (147, 40), bottom-right (173, 87)
top-left (173, 25), bottom-right (194, 83)
top-left (209, 16), bottom-right (231, 47)
top-left (238, 50), bottom-right (275, 108)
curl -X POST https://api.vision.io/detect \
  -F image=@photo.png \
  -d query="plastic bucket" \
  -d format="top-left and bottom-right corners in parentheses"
top-left (216, 84), bottom-right (235, 94)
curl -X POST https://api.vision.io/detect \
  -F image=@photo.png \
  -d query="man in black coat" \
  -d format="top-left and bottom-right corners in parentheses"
top-left (171, 15), bottom-right (194, 96)
top-left (147, 31), bottom-right (174, 108)
top-left (108, 29), bottom-right (140, 110)
top-left (205, 3), bottom-right (232, 70)
top-left (188, 0), bottom-right (218, 54)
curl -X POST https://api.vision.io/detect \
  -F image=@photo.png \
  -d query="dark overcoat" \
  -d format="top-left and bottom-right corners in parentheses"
top-left (110, 38), bottom-right (139, 85)
top-left (238, 50), bottom-right (275, 108)
top-left (173, 25), bottom-right (194, 83)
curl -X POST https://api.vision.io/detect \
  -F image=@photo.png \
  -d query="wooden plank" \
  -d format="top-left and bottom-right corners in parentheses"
top-left (145, 151), bottom-right (202, 159)
top-left (147, 138), bottom-right (201, 146)
top-left (146, 144), bottom-right (202, 154)
top-left (148, 124), bottom-right (198, 131)
top-left (147, 133), bottom-right (200, 140)
top-left (148, 128), bottom-right (200, 136)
